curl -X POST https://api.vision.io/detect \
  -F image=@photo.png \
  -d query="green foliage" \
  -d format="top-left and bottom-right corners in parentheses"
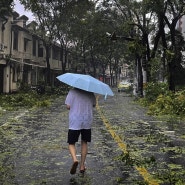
top-left (156, 168), bottom-right (185, 185)
top-left (18, 82), bottom-right (32, 92)
top-left (35, 100), bottom-right (50, 107)
top-left (0, 85), bottom-right (68, 112)
top-left (148, 91), bottom-right (185, 116)
top-left (0, 91), bottom-right (61, 111)
top-left (128, 41), bottom-right (144, 56)
top-left (139, 83), bottom-right (185, 116)
top-left (148, 92), bottom-right (174, 115)
top-left (139, 83), bottom-right (185, 117)
top-left (51, 84), bottom-right (71, 95)
top-left (115, 151), bottom-right (156, 168)
top-left (150, 58), bottom-right (162, 82)
top-left (0, 0), bottom-right (13, 16)
top-left (144, 82), bottom-right (168, 102)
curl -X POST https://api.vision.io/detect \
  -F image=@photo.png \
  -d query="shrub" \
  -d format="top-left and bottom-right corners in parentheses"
top-left (148, 92), bottom-right (174, 115)
top-left (18, 82), bottom-right (32, 92)
top-left (0, 92), bottom-right (59, 111)
top-left (148, 90), bottom-right (185, 116)
top-left (137, 82), bottom-right (185, 117)
top-left (173, 90), bottom-right (185, 115)
top-left (53, 86), bottom-right (70, 95)
top-left (36, 100), bottom-right (51, 107)
top-left (144, 82), bottom-right (168, 103)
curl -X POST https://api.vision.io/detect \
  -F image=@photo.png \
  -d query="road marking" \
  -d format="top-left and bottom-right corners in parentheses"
top-left (96, 97), bottom-right (160, 185)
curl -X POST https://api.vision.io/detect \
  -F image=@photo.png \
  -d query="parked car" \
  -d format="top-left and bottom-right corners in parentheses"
top-left (117, 80), bottom-right (132, 92)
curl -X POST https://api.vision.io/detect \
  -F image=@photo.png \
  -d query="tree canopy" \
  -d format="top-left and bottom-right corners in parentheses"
top-left (16, 0), bottom-right (185, 91)
top-left (0, 0), bottom-right (13, 17)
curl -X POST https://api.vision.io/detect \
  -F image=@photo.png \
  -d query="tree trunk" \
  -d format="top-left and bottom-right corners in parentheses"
top-left (60, 46), bottom-right (65, 74)
top-left (168, 60), bottom-right (175, 92)
top-left (90, 52), bottom-right (96, 77)
top-left (63, 48), bottom-right (67, 74)
top-left (137, 55), bottom-right (143, 97)
top-left (167, 22), bottom-right (177, 92)
top-left (142, 33), bottom-right (150, 82)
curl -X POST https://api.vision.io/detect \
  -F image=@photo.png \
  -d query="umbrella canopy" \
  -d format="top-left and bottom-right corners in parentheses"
top-left (56, 73), bottom-right (114, 96)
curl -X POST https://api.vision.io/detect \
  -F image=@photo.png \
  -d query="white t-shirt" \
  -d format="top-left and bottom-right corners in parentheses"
top-left (65, 88), bottom-right (96, 130)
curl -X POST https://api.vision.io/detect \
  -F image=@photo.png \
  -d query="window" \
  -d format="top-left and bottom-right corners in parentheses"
top-left (13, 31), bottom-right (18, 50)
top-left (38, 47), bottom-right (43, 57)
top-left (32, 38), bottom-right (36, 56)
top-left (24, 38), bottom-right (27, 52)
top-left (38, 41), bottom-right (43, 57)
top-left (52, 47), bottom-right (60, 60)
top-left (23, 20), bottom-right (26, 28)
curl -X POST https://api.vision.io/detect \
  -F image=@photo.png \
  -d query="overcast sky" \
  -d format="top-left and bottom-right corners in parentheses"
top-left (14, 0), bottom-right (34, 21)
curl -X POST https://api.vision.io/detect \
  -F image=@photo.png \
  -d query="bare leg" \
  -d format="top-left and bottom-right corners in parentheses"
top-left (80, 141), bottom-right (88, 171)
top-left (69, 144), bottom-right (78, 174)
top-left (69, 144), bottom-right (78, 162)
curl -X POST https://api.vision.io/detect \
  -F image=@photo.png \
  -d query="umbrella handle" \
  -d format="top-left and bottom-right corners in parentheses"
top-left (104, 93), bottom-right (107, 100)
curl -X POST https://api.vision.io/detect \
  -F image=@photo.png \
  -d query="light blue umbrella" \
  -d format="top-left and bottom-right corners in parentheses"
top-left (56, 73), bottom-right (114, 96)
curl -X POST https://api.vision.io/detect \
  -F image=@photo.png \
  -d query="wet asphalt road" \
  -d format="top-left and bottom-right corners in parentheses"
top-left (0, 91), bottom-right (185, 185)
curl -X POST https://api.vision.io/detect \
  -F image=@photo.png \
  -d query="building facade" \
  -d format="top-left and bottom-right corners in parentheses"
top-left (0, 11), bottom-right (63, 93)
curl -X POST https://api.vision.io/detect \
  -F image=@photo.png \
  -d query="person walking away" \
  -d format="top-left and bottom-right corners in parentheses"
top-left (65, 88), bottom-right (96, 174)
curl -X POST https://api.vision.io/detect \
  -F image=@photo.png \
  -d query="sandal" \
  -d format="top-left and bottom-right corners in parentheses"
top-left (80, 167), bottom-right (86, 173)
top-left (70, 161), bottom-right (78, 175)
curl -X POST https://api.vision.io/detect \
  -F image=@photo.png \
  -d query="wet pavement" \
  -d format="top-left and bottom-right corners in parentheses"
top-left (0, 91), bottom-right (185, 185)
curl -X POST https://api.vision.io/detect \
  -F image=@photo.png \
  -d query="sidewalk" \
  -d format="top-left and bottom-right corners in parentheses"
top-left (0, 91), bottom-right (185, 184)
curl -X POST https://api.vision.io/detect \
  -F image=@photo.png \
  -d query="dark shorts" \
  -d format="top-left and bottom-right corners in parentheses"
top-left (67, 129), bottom-right (91, 144)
